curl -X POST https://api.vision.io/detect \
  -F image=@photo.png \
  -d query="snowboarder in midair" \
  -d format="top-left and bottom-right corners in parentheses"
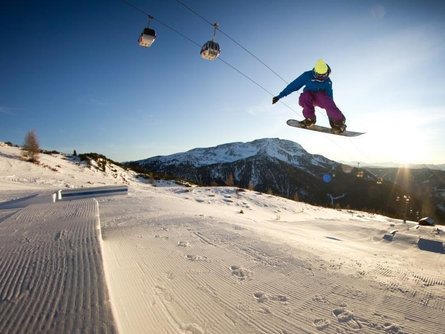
top-left (272, 59), bottom-right (346, 134)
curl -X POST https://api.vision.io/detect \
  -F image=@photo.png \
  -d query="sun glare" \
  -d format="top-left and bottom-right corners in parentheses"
top-left (367, 116), bottom-right (429, 165)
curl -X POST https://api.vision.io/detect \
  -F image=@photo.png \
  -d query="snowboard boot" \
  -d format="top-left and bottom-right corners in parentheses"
top-left (330, 119), bottom-right (347, 134)
top-left (299, 117), bottom-right (316, 128)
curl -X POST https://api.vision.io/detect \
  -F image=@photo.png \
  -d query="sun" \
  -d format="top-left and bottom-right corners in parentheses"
top-left (368, 116), bottom-right (429, 165)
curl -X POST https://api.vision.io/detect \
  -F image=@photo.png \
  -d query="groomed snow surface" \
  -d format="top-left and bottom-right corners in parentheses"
top-left (1, 142), bottom-right (445, 334)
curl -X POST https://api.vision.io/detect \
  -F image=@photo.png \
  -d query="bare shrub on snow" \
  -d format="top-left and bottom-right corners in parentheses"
top-left (23, 129), bottom-right (40, 163)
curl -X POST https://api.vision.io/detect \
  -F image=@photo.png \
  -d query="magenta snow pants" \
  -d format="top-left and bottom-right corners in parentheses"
top-left (298, 91), bottom-right (345, 121)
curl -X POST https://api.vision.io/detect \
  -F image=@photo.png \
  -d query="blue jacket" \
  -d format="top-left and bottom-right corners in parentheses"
top-left (277, 70), bottom-right (333, 99)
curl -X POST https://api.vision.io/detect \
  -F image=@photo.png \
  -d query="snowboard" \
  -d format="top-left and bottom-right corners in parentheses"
top-left (286, 119), bottom-right (364, 137)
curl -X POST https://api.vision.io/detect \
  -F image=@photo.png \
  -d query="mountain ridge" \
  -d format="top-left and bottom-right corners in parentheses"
top-left (127, 138), bottom-right (444, 223)
top-left (138, 138), bottom-right (337, 173)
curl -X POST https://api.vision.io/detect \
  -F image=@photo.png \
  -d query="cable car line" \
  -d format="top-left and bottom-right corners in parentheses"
top-left (122, 0), bottom-right (150, 17)
top-left (121, 0), bottom-right (302, 116)
top-left (173, 0), bottom-right (289, 84)
top-left (153, 17), bottom-right (202, 49)
top-left (217, 57), bottom-right (274, 96)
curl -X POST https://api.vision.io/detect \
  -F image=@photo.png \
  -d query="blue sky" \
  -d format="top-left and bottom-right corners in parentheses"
top-left (1, 0), bottom-right (445, 165)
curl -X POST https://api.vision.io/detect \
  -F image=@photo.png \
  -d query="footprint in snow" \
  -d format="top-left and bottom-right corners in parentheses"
top-left (253, 291), bottom-right (269, 303)
top-left (229, 265), bottom-right (252, 280)
top-left (271, 295), bottom-right (288, 303)
top-left (383, 322), bottom-right (404, 333)
top-left (253, 292), bottom-right (288, 304)
top-left (186, 254), bottom-right (207, 261)
top-left (180, 323), bottom-right (204, 334)
top-left (313, 318), bottom-right (330, 330)
top-left (332, 307), bottom-right (362, 330)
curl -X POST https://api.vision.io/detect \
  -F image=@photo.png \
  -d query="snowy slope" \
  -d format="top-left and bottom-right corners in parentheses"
top-left (100, 179), bottom-right (445, 334)
top-left (0, 142), bottom-right (138, 201)
top-left (1, 141), bottom-right (445, 334)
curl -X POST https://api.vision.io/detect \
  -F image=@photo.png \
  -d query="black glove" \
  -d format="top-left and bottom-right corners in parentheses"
top-left (272, 96), bottom-right (279, 104)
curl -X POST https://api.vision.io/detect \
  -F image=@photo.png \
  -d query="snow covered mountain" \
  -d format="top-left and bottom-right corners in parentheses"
top-left (139, 138), bottom-right (334, 169)
top-left (130, 138), bottom-right (339, 201)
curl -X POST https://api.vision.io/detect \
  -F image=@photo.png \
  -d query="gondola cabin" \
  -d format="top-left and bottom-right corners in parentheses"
top-left (201, 22), bottom-right (220, 60)
top-left (138, 27), bottom-right (156, 47)
top-left (200, 40), bottom-right (220, 60)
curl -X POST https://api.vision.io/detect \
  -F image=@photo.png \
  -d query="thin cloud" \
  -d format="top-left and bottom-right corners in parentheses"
top-left (245, 98), bottom-right (293, 116)
top-left (246, 102), bottom-right (275, 116)
top-left (80, 97), bottom-right (108, 106)
top-left (0, 106), bottom-right (13, 115)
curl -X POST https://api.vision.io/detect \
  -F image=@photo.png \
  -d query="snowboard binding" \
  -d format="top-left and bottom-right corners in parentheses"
top-left (299, 118), bottom-right (316, 128)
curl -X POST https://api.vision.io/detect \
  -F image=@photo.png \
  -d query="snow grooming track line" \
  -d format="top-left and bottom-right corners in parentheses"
top-left (96, 198), bottom-right (123, 334)
top-left (0, 199), bottom-right (117, 334)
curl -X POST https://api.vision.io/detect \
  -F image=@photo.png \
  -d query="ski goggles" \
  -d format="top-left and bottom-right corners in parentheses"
top-left (313, 70), bottom-right (330, 81)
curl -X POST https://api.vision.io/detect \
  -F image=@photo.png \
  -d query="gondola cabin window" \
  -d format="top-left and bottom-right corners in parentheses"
top-left (200, 41), bottom-right (220, 60)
